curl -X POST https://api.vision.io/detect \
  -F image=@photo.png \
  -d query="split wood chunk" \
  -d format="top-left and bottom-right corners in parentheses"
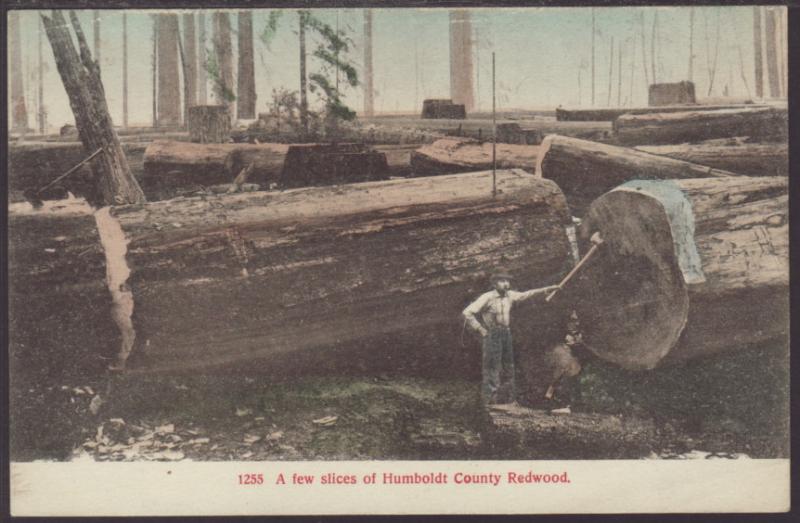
top-left (535, 135), bottom-right (737, 217)
top-left (571, 176), bottom-right (788, 370)
top-left (613, 106), bottom-right (788, 145)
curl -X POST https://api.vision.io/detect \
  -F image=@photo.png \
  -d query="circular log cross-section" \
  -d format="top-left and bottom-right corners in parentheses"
top-left (571, 176), bottom-right (788, 370)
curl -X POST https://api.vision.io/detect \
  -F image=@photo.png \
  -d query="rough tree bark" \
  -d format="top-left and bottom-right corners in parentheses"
top-left (182, 13), bottom-right (197, 124)
top-left (187, 105), bottom-right (231, 143)
top-left (237, 11), bottom-right (256, 119)
top-left (635, 141), bottom-right (788, 178)
top-left (411, 137), bottom-right (539, 176)
top-left (613, 106), bottom-right (788, 145)
top-left (534, 135), bottom-right (737, 216)
top-left (41, 10), bottom-right (145, 205)
top-left (156, 13), bottom-right (181, 127)
top-left (213, 12), bottom-right (235, 123)
top-left (569, 176), bottom-right (787, 370)
top-left (10, 171), bottom-right (573, 374)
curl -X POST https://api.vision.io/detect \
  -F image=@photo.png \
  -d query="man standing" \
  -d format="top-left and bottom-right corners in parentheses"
top-left (463, 268), bottom-right (559, 406)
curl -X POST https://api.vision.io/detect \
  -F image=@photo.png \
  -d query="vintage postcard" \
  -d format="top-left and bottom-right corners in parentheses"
top-left (6, 3), bottom-right (790, 516)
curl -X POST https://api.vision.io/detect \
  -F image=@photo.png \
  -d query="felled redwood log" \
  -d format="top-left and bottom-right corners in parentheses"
top-left (9, 171), bottom-right (572, 374)
top-left (535, 135), bottom-right (737, 216)
top-left (187, 105), bottom-right (231, 143)
top-left (555, 103), bottom-right (764, 122)
top-left (488, 404), bottom-right (657, 459)
top-left (635, 142), bottom-right (788, 177)
top-left (568, 176), bottom-right (788, 370)
top-left (613, 106), bottom-right (788, 145)
top-left (410, 137), bottom-right (539, 176)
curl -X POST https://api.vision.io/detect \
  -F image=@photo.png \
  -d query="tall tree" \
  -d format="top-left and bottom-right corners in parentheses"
top-left (650, 11), bottom-right (658, 84)
top-left (152, 15), bottom-right (158, 128)
top-left (93, 10), bottom-right (101, 73)
top-left (640, 10), bottom-right (650, 90)
top-left (606, 37), bottom-right (614, 106)
top-left (449, 10), bottom-right (474, 112)
top-left (38, 15), bottom-right (46, 134)
top-left (198, 12), bottom-right (208, 104)
top-left (764, 7), bottom-right (780, 98)
top-left (363, 9), bottom-right (374, 117)
top-left (157, 13), bottom-right (181, 127)
top-left (703, 8), bottom-right (721, 96)
top-left (9, 11), bottom-right (28, 131)
top-left (688, 7), bottom-right (695, 83)
top-left (753, 6), bottom-right (764, 99)
top-left (299, 11), bottom-right (309, 131)
top-left (122, 12), bottom-right (128, 128)
top-left (182, 13), bottom-right (197, 122)
top-left (591, 9), bottom-right (596, 106)
top-left (617, 43), bottom-right (623, 107)
top-left (41, 10), bottom-right (145, 205)
top-left (237, 11), bottom-right (256, 119)
top-left (212, 12), bottom-right (235, 121)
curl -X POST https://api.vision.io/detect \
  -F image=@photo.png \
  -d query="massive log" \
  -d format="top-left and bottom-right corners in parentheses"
top-left (410, 137), bottom-right (539, 176)
top-left (8, 171), bottom-right (572, 374)
top-left (535, 135), bottom-right (737, 216)
top-left (567, 176), bottom-right (788, 371)
top-left (613, 106), bottom-right (788, 145)
top-left (555, 103), bottom-right (763, 122)
top-left (635, 142), bottom-right (788, 177)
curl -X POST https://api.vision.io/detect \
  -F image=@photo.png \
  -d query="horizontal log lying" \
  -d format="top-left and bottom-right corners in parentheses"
top-left (555, 104), bottom-right (765, 122)
top-left (9, 170), bottom-right (573, 375)
top-left (613, 107), bottom-right (788, 145)
top-left (534, 135), bottom-right (737, 216)
top-left (634, 142), bottom-right (788, 177)
top-left (570, 176), bottom-right (788, 370)
top-left (410, 137), bottom-right (538, 176)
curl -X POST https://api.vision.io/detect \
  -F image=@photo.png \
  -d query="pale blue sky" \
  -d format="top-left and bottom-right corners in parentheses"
top-left (9, 6), bottom-right (785, 130)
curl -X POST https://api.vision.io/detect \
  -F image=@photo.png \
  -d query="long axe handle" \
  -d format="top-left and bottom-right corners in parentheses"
top-left (545, 242), bottom-right (602, 302)
top-left (35, 147), bottom-right (103, 195)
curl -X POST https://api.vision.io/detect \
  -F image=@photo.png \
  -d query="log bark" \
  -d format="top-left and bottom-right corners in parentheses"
top-left (535, 135), bottom-right (737, 217)
top-left (569, 176), bottom-right (787, 370)
top-left (236, 11), bottom-right (256, 119)
top-left (635, 142), bottom-right (788, 177)
top-left (10, 171), bottom-right (573, 374)
top-left (488, 404), bottom-right (657, 459)
top-left (187, 105), bottom-right (231, 143)
top-left (41, 11), bottom-right (145, 205)
top-left (410, 137), bottom-right (538, 176)
top-left (555, 103), bottom-right (764, 122)
top-left (156, 14), bottom-right (181, 127)
top-left (613, 106), bottom-right (788, 145)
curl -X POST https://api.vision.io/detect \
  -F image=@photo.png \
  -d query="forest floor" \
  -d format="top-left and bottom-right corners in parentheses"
top-left (9, 342), bottom-right (788, 463)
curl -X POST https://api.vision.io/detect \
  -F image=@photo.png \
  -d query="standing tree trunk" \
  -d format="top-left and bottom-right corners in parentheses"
top-left (237, 11), bottom-right (256, 119)
top-left (41, 10), bottom-right (145, 205)
top-left (688, 7), bottom-right (695, 83)
top-left (197, 12), bottom-right (208, 105)
top-left (363, 9), bottom-right (374, 117)
top-left (591, 9), bottom-right (596, 106)
top-left (213, 12), bottom-right (235, 123)
top-left (9, 11), bottom-right (28, 132)
top-left (753, 7), bottom-right (764, 99)
top-left (122, 12), bottom-right (128, 128)
top-left (38, 15), bottom-right (46, 134)
top-left (606, 38), bottom-right (614, 106)
top-left (639, 10), bottom-right (649, 91)
top-left (157, 13), bottom-right (181, 127)
top-left (93, 10), bottom-right (100, 73)
top-left (151, 15), bottom-right (158, 128)
top-left (617, 44), bottom-right (622, 107)
top-left (650, 11), bottom-right (657, 84)
top-left (182, 13), bottom-right (197, 125)
top-left (298, 11), bottom-right (309, 134)
top-left (764, 7), bottom-right (781, 98)
top-left (449, 10), bottom-right (474, 112)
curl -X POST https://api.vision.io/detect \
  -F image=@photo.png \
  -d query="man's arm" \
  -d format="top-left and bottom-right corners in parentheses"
top-left (463, 293), bottom-right (490, 336)
top-left (509, 285), bottom-right (560, 303)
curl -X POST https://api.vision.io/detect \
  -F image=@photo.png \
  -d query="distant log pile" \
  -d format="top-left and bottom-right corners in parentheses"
top-left (636, 141), bottom-right (788, 177)
top-left (410, 137), bottom-right (539, 176)
top-left (613, 106), bottom-right (788, 145)
top-left (9, 170), bottom-right (573, 374)
top-left (569, 176), bottom-right (788, 370)
top-left (421, 99), bottom-right (466, 119)
top-left (648, 81), bottom-right (696, 106)
top-left (555, 103), bottom-right (763, 122)
top-left (534, 135), bottom-right (738, 216)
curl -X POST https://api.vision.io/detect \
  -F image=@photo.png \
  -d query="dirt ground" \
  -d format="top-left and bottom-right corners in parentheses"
top-left (9, 340), bottom-right (788, 463)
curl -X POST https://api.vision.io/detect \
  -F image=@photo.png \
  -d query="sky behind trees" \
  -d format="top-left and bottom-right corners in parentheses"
top-left (9, 6), bottom-right (786, 130)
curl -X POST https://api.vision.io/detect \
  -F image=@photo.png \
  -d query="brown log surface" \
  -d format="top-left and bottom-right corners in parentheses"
top-left (534, 135), bottom-right (737, 216)
top-left (635, 142), bottom-right (788, 177)
top-left (613, 106), bottom-right (788, 145)
top-left (555, 103), bottom-right (764, 122)
top-left (410, 137), bottom-right (539, 176)
top-left (570, 176), bottom-right (788, 370)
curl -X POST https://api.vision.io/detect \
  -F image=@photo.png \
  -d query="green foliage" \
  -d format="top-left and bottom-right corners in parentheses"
top-left (204, 48), bottom-right (236, 103)
top-left (259, 11), bottom-right (283, 50)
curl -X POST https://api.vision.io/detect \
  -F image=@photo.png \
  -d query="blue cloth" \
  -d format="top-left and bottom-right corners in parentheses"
top-left (482, 327), bottom-right (515, 404)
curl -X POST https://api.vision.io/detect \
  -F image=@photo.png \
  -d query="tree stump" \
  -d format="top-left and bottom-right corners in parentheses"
top-left (648, 81), bottom-right (696, 106)
top-left (187, 105), bottom-right (231, 143)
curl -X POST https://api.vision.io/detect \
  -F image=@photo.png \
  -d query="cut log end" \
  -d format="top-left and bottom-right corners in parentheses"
top-left (575, 188), bottom-right (690, 370)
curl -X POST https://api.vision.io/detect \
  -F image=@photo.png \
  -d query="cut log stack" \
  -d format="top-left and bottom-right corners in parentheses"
top-left (9, 171), bottom-right (574, 375)
top-left (567, 176), bottom-right (788, 370)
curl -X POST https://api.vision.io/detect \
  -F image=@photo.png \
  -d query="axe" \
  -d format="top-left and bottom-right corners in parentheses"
top-left (545, 232), bottom-right (604, 302)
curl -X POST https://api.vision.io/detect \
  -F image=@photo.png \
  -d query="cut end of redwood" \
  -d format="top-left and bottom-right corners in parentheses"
top-left (574, 187), bottom-right (691, 370)
top-left (534, 134), bottom-right (555, 178)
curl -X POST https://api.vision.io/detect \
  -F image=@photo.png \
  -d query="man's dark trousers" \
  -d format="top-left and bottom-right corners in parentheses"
top-left (482, 326), bottom-right (515, 404)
